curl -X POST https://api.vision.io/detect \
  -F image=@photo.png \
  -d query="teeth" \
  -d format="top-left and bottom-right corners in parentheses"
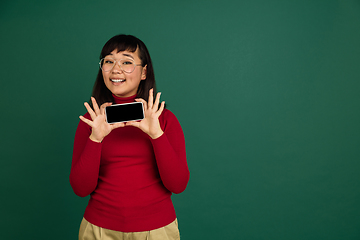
top-left (111, 79), bottom-right (125, 83)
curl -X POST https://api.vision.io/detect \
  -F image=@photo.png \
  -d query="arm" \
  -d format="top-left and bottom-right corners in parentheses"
top-left (122, 89), bottom-right (189, 193)
top-left (70, 98), bottom-right (124, 197)
top-left (69, 115), bottom-right (102, 197)
top-left (151, 110), bottom-right (190, 194)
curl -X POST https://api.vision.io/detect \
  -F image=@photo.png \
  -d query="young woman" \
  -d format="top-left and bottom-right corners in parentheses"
top-left (70, 34), bottom-right (189, 240)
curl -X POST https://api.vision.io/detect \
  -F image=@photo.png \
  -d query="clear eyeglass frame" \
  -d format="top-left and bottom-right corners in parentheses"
top-left (99, 57), bottom-right (143, 73)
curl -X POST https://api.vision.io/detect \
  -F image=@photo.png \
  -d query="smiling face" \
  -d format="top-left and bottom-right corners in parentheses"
top-left (102, 48), bottom-right (147, 98)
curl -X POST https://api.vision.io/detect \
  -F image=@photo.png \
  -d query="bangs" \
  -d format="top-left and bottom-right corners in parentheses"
top-left (100, 35), bottom-right (139, 59)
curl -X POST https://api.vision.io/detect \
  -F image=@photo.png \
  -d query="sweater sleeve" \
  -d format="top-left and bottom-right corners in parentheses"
top-left (70, 113), bottom-right (102, 197)
top-left (151, 110), bottom-right (190, 194)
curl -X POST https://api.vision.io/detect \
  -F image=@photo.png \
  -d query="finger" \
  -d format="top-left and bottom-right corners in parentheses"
top-left (136, 98), bottom-right (147, 111)
top-left (156, 101), bottom-right (165, 116)
top-left (111, 122), bottom-right (125, 129)
top-left (148, 88), bottom-right (154, 109)
top-left (100, 102), bottom-right (112, 115)
top-left (84, 102), bottom-right (96, 120)
top-left (125, 120), bottom-right (140, 128)
top-left (91, 97), bottom-right (101, 115)
top-left (79, 115), bottom-right (94, 127)
top-left (153, 92), bottom-right (161, 111)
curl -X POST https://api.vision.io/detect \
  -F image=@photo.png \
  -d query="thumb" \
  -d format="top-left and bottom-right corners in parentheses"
top-left (125, 121), bottom-right (140, 128)
top-left (112, 122), bottom-right (125, 129)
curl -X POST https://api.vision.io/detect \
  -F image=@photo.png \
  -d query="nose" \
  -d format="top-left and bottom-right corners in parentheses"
top-left (111, 60), bottom-right (124, 73)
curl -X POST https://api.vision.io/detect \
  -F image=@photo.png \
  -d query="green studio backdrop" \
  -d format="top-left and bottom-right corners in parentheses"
top-left (1, 0), bottom-right (359, 239)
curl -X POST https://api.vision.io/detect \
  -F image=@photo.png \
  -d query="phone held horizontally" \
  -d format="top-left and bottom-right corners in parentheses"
top-left (105, 102), bottom-right (144, 124)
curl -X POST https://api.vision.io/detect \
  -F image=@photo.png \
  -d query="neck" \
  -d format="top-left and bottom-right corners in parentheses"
top-left (112, 94), bottom-right (137, 104)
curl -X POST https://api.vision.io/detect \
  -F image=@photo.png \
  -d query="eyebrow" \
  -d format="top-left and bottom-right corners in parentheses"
top-left (121, 53), bottom-right (134, 59)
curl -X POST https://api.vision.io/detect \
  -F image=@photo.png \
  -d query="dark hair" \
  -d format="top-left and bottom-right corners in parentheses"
top-left (91, 34), bottom-right (156, 106)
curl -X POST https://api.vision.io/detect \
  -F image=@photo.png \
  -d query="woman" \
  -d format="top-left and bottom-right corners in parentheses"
top-left (70, 34), bottom-right (189, 240)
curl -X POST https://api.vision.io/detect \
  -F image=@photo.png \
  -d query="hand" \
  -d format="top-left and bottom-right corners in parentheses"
top-left (126, 89), bottom-right (165, 139)
top-left (79, 97), bottom-right (124, 142)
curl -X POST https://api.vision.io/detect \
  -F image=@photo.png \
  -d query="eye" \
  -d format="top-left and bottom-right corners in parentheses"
top-left (122, 60), bottom-right (134, 65)
top-left (104, 59), bottom-right (114, 64)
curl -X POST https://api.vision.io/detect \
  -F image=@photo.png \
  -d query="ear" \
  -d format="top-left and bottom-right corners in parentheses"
top-left (141, 65), bottom-right (147, 80)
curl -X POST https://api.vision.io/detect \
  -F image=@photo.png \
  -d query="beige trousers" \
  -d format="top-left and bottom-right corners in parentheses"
top-left (79, 218), bottom-right (180, 240)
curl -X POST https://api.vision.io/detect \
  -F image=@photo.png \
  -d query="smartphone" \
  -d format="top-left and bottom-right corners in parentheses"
top-left (105, 102), bottom-right (144, 124)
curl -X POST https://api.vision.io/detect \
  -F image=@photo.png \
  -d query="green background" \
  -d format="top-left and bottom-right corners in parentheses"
top-left (1, 0), bottom-right (360, 239)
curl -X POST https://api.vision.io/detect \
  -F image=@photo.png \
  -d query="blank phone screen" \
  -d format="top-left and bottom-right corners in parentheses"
top-left (105, 102), bottom-right (144, 123)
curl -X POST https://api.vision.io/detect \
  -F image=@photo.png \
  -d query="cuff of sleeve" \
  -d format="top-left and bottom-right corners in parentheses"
top-left (150, 132), bottom-right (167, 146)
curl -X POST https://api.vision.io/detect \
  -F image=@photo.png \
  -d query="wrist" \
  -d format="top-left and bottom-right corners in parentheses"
top-left (149, 130), bottom-right (164, 139)
top-left (89, 134), bottom-right (103, 143)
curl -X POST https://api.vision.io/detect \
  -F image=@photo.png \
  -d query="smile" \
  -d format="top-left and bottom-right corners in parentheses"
top-left (111, 79), bottom-right (125, 83)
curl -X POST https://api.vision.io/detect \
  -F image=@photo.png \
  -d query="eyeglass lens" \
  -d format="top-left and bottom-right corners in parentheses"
top-left (100, 58), bottom-right (136, 73)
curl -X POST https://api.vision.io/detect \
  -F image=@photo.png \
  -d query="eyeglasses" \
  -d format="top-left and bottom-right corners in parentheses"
top-left (99, 57), bottom-right (142, 73)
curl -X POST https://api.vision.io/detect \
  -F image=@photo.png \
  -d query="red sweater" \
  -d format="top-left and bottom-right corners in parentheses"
top-left (70, 94), bottom-right (189, 232)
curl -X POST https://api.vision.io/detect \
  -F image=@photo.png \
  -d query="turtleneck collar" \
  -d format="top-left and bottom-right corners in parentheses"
top-left (112, 94), bottom-right (137, 104)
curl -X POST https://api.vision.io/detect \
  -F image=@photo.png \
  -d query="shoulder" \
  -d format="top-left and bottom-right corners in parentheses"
top-left (83, 112), bottom-right (91, 120)
top-left (76, 112), bottom-right (92, 133)
top-left (159, 109), bottom-right (182, 130)
top-left (160, 109), bottom-right (179, 123)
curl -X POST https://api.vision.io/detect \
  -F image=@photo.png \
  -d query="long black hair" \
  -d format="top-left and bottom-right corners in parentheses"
top-left (91, 34), bottom-right (156, 106)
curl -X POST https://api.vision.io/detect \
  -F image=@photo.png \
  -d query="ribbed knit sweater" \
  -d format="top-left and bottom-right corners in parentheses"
top-left (70, 94), bottom-right (189, 232)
